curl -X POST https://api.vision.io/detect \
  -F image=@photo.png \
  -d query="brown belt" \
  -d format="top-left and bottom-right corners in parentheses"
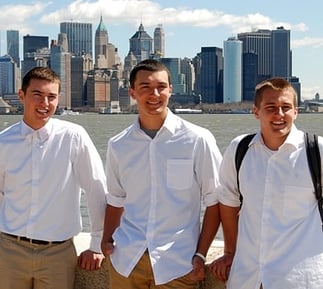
top-left (2, 233), bottom-right (67, 245)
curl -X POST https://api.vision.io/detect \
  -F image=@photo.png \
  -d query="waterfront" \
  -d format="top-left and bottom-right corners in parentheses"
top-left (1, 112), bottom-right (323, 237)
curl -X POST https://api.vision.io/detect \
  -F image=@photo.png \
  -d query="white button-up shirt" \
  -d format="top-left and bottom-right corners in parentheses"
top-left (106, 110), bottom-right (222, 285)
top-left (0, 118), bottom-right (107, 252)
top-left (219, 125), bottom-right (323, 289)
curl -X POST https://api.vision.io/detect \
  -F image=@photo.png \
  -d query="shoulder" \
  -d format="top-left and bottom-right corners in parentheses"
top-left (50, 118), bottom-right (90, 142)
top-left (0, 122), bottom-right (21, 141)
top-left (108, 124), bottom-right (134, 145)
top-left (177, 116), bottom-right (214, 139)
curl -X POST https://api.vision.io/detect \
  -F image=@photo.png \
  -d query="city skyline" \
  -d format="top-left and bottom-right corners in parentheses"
top-left (0, 0), bottom-right (322, 100)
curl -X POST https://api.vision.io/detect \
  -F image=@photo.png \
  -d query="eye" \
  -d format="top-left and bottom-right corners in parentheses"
top-left (265, 106), bottom-right (276, 112)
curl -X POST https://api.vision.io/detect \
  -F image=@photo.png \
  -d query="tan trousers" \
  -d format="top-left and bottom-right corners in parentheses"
top-left (0, 233), bottom-right (77, 289)
top-left (107, 251), bottom-right (197, 289)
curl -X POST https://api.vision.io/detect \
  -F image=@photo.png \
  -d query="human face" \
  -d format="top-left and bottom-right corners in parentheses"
top-left (129, 70), bottom-right (172, 129)
top-left (253, 87), bottom-right (298, 150)
top-left (19, 78), bottom-right (59, 130)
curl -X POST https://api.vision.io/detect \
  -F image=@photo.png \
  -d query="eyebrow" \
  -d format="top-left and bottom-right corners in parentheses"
top-left (31, 89), bottom-right (57, 95)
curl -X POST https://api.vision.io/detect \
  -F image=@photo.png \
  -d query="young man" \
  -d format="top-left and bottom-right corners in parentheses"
top-left (210, 78), bottom-right (323, 289)
top-left (0, 67), bottom-right (108, 289)
top-left (101, 59), bottom-right (222, 288)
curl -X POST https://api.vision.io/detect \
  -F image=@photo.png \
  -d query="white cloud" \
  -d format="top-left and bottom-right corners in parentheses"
top-left (292, 37), bottom-right (323, 48)
top-left (0, 2), bottom-right (50, 34)
top-left (301, 85), bottom-right (321, 100)
top-left (35, 0), bottom-right (306, 33)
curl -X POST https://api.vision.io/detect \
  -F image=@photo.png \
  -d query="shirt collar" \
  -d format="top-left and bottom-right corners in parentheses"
top-left (253, 124), bottom-right (303, 150)
top-left (20, 119), bottom-right (52, 142)
top-left (283, 124), bottom-right (303, 149)
top-left (134, 108), bottom-right (177, 136)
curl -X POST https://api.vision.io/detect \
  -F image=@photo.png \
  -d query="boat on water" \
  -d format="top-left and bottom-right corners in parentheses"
top-left (56, 108), bottom-right (80, 116)
top-left (174, 108), bottom-right (203, 114)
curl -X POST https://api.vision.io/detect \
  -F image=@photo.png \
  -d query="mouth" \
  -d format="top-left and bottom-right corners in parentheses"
top-left (36, 108), bottom-right (49, 115)
top-left (147, 100), bottom-right (162, 108)
top-left (271, 120), bottom-right (286, 129)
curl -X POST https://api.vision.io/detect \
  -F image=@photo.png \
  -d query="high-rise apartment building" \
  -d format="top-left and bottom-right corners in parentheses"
top-left (7, 30), bottom-right (20, 68)
top-left (129, 23), bottom-right (153, 62)
top-left (154, 24), bottom-right (165, 58)
top-left (60, 22), bottom-right (92, 56)
top-left (199, 47), bottom-right (223, 103)
top-left (223, 37), bottom-right (242, 103)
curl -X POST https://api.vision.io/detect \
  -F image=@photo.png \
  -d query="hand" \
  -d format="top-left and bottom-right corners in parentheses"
top-left (101, 240), bottom-right (114, 258)
top-left (77, 249), bottom-right (105, 271)
top-left (208, 253), bottom-right (234, 282)
top-left (188, 255), bottom-right (206, 281)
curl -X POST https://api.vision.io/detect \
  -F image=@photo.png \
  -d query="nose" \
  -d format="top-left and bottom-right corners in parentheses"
top-left (276, 107), bottom-right (284, 116)
top-left (152, 88), bottom-right (160, 96)
top-left (41, 96), bottom-right (49, 105)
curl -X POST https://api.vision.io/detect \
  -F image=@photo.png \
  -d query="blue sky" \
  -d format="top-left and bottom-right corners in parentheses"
top-left (1, 0), bottom-right (322, 100)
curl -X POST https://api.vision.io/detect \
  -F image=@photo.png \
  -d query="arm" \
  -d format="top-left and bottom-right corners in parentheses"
top-left (101, 204), bottom-right (124, 257)
top-left (75, 128), bottom-right (108, 270)
top-left (209, 203), bottom-right (239, 282)
top-left (190, 203), bottom-right (221, 281)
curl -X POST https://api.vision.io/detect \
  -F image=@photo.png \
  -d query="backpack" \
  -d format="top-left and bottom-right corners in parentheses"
top-left (235, 132), bottom-right (323, 231)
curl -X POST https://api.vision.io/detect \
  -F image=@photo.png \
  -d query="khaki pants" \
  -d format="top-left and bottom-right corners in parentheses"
top-left (0, 233), bottom-right (77, 289)
top-left (107, 251), bottom-right (197, 289)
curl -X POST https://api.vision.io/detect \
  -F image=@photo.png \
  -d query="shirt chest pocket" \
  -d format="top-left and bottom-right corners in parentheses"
top-left (167, 159), bottom-right (193, 190)
top-left (283, 185), bottom-right (317, 221)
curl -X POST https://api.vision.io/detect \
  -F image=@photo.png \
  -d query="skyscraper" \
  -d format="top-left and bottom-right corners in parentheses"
top-left (223, 37), bottom-right (242, 103)
top-left (271, 27), bottom-right (291, 79)
top-left (238, 29), bottom-right (272, 78)
top-left (161, 58), bottom-right (185, 94)
top-left (154, 24), bottom-right (165, 58)
top-left (199, 47), bottom-right (223, 103)
top-left (7, 30), bottom-right (20, 68)
top-left (238, 27), bottom-right (293, 101)
top-left (22, 35), bottom-right (49, 77)
top-left (50, 36), bottom-right (71, 109)
top-left (94, 16), bottom-right (120, 69)
top-left (60, 22), bottom-right (92, 56)
top-left (0, 55), bottom-right (16, 95)
top-left (129, 23), bottom-right (153, 62)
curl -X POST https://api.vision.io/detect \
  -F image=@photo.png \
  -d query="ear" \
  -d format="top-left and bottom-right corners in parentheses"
top-left (294, 106), bottom-right (298, 120)
top-left (18, 89), bottom-right (25, 104)
top-left (129, 87), bottom-right (136, 100)
top-left (253, 105), bottom-right (260, 119)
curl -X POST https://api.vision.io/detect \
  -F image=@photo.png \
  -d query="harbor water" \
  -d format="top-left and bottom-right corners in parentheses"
top-left (1, 112), bottom-right (323, 239)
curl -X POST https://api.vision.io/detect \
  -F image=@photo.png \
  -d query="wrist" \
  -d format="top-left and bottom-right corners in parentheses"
top-left (194, 252), bottom-right (207, 263)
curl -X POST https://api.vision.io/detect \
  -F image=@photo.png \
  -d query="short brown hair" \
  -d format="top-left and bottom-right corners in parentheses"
top-left (129, 59), bottom-right (171, 89)
top-left (254, 77), bottom-right (297, 108)
top-left (22, 67), bottom-right (61, 93)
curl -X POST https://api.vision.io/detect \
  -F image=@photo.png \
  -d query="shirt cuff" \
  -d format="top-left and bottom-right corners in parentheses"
top-left (89, 231), bottom-right (103, 253)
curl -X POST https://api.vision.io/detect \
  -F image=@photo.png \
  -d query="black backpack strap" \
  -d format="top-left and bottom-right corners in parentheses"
top-left (235, 133), bottom-right (256, 205)
top-left (304, 132), bottom-right (323, 231)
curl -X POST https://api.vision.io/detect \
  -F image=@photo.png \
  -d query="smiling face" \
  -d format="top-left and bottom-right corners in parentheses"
top-left (253, 86), bottom-right (298, 150)
top-left (19, 78), bottom-right (59, 130)
top-left (129, 69), bottom-right (172, 129)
